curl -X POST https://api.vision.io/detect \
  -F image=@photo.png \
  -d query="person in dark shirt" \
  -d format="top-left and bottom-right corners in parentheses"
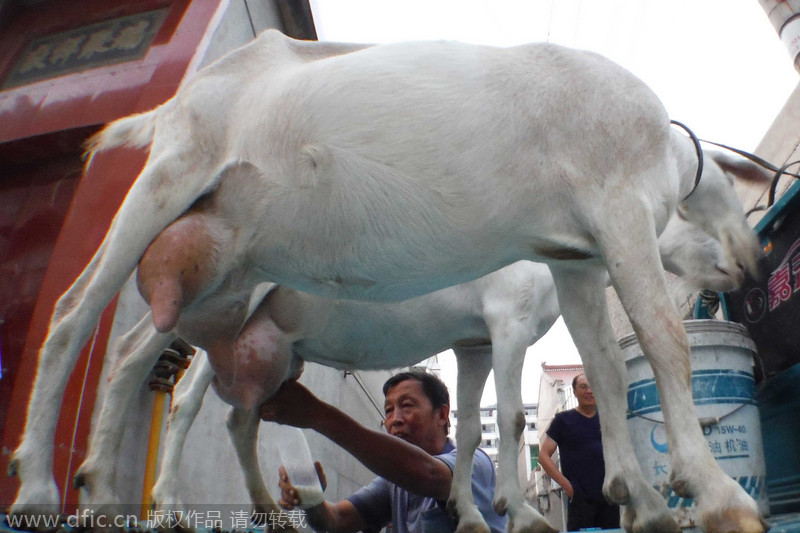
top-left (539, 373), bottom-right (620, 531)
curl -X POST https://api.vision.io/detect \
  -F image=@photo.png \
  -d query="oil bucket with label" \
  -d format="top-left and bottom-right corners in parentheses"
top-left (619, 319), bottom-right (768, 528)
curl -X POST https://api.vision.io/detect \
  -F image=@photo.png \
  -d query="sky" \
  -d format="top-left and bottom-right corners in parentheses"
top-left (308, 0), bottom-right (800, 408)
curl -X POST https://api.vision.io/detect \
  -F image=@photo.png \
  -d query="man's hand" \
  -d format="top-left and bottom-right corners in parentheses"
top-left (278, 462), bottom-right (327, 510)
top-left (260, 379), bottom-right (325, 428)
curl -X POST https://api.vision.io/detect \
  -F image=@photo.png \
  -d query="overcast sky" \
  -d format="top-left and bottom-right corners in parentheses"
top-left (308, 0), bottom-right (800, 408)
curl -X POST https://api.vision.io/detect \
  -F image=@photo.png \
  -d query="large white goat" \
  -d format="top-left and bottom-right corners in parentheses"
top-left (69, 209), bottom-right (741, 529)
top-left (10, 30), bottom-right (767, 533)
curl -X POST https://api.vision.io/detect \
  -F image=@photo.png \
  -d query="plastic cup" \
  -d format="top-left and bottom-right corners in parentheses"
top-left (277, 425), bottom-right (324, 508)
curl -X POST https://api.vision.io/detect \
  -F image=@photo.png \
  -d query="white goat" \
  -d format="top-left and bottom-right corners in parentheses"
top-left (79, 211), bottom-right (747, 531)
top-left (10, 31), bottom-right (767, 533)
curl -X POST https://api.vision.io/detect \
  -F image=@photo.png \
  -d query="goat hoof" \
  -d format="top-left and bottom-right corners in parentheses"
top-left (703, 507), bottom-right (767, 533)
top-left (507, 504), bottom-right (557, 533)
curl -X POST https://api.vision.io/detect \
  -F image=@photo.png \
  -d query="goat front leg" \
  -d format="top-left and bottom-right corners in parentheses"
top-left (10, 152), bottom-right (225, 521)
top-left (603, 223), bottom-right (766, 533)
top-left (447, 346), bottom-right (494, 533)
top-left (550, 265), bottom-right (678, 533)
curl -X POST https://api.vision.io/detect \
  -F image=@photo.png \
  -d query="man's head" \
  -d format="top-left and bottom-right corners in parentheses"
top-left (572, 373), bottom-right (595, 410)
top-left (382, 370), bottom-right (450, 454)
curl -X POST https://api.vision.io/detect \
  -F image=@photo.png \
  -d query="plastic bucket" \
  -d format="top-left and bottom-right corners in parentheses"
top-left (619, 319), bottom-right (768, 528)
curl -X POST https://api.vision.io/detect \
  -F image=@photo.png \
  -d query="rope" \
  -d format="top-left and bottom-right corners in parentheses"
top-left (767, 159), bottom-right (800, 207)
top-left (696, 137), bottom-right (800, 207)
top-left (670, 120), bottom-right (704, 200)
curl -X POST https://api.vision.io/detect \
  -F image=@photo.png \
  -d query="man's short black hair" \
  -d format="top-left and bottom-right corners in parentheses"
top-left (383, 369), bottom-right (450, 409)
top-left (572, 373), bottom-right (586, 390)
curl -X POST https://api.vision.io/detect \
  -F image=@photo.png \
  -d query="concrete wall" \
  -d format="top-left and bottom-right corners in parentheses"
top-left (197, 0), bottom-right (283, 69)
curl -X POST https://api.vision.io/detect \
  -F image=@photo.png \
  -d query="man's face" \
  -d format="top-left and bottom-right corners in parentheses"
top-left (384, 379), bottom-right (448, 454)
top-left (574, 374), bottom-right (596, 408)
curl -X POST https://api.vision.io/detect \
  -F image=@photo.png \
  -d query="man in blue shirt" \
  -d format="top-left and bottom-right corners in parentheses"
top-left (259, 370), bottom-right (506, 533)
top-left (539, 373), bottom-right (620, 531)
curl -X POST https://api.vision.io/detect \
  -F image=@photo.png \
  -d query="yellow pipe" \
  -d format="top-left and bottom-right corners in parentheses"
top-left (141, 389), bottom-right (167, 520)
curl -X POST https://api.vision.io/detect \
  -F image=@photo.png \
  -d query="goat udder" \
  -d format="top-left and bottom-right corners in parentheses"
top-left (207, 313), bottom-right (289, 410)
top-left (137, 214), bottom-right (220, 332)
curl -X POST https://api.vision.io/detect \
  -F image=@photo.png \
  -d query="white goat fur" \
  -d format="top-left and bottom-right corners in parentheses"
top-left (10, 30), bottom-right (768, 533)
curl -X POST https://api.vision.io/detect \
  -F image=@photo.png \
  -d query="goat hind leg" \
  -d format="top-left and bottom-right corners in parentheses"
top-left (8, 240), bottom-right (115, 519)
top-left (10, 154), bottom-right (220, 518)
top-left (76, 313), bottom-right (175, 522)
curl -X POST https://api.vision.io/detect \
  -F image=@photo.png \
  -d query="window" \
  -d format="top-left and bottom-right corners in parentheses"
top-left (530, 444), bottom-right (540, 470)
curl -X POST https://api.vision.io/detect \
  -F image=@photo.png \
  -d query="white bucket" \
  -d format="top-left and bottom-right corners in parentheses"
top-left (619, 319), bottom-right (769, 528)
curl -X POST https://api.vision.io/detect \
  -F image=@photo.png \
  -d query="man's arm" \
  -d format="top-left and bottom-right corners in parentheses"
top-left (261, 380), bottom-right (453, 500)
top-left (538, 435), bottom-right (574, 499)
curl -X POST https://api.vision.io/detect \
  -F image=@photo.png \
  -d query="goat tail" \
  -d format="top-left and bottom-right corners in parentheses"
top-left (83, 108), bottom-right (158, 166)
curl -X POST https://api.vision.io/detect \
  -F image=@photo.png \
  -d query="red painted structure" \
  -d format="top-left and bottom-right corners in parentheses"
top-left (0, 0), bottom-right (224, 511)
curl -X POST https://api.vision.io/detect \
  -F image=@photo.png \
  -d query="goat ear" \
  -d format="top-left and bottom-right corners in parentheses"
top-left (709, 151), bottom-right (773, 183)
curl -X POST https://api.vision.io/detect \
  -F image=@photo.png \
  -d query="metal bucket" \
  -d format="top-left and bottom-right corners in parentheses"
top-left (619, 319), bottom-right (769, 528)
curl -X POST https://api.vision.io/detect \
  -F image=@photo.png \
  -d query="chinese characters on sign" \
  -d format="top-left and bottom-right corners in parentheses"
top-left (725, 190), bottom-right (800, 378)
top-left (3, 9), bottom-right (168, 88)
top-left (767, 239), bottom-right (800, 312)
top-left (704, 423), bottom-right (750, 459)
top-left (651, 423), bottom-right (751, 478)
